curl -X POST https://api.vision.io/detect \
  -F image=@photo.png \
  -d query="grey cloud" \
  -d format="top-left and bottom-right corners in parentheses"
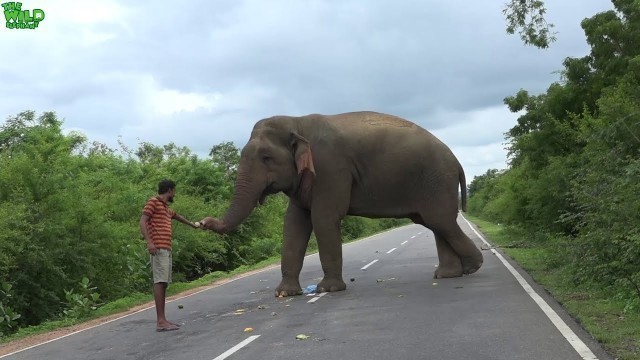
top-left (0, 0), bottom-right (614, 182)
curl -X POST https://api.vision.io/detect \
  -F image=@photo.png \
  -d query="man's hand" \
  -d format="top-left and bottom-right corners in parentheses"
top-left (200, 217), bottom-right (225, 233)
top-left (147, 242), bottom-right (158, 255)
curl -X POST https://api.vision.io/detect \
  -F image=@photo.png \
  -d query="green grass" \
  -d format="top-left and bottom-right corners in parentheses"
top-left (0, 223), bottom-right (405, 346)
top-left (465, 214), bottom-right (640, 360)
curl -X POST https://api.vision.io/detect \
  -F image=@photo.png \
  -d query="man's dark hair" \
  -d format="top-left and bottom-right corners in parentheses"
top-left (158, 179), bottom-right (176, 194)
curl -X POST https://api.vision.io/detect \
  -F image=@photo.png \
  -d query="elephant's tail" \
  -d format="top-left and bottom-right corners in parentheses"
top-left (458, 162), bottom-right (467, 212)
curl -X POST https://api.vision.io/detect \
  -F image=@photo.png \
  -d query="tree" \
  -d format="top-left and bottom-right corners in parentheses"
top-left (478, 0), bottom-right (640, 304)
top-left (209, 141), bottom-right (240, 179)
top-left (503, 0), bottom-right (556, 49)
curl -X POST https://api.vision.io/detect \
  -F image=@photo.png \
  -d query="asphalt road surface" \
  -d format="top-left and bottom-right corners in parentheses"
top-left (0, 215), bottom-right (613, 360)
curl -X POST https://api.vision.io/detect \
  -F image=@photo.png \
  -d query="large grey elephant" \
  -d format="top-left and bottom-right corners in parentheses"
top-left (200, 111), bottom-right (482, 297)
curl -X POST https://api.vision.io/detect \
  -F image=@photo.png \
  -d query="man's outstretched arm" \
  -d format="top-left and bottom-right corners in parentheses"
top-left (173, 213), bottom-right (200, 229)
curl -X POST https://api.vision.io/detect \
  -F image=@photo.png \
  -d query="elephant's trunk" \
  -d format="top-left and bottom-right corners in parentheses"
top-left (219, 162), bottom-right (264, 233)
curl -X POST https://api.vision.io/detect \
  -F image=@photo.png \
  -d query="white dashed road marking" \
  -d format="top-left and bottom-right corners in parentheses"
top-left (213, 335), bottom-right (260, 360)
top-left (401, 241), bottom-right (408, 245)
top-left (386, 248), bottom-right (397, 254)
top-left (361, 259), bottom-right (379, 270)
top-left (307, 292), bottom-right (327, 303)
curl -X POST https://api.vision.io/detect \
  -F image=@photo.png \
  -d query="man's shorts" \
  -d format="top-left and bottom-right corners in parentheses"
top-left (151, 249), bottom-right (172, 284)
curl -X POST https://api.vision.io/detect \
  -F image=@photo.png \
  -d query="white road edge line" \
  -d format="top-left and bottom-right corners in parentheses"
top-left (386, 248), bottom-right (397, 254)
top-left (212, 335), bottom-right (261, 360)
top-left (459, 213), bottom-right (599, 360)
top-left (307, 292), bottom-right (327, 303)
top-left (401, 241), bottom-right (408, 245)
top-left (361, 259), bottom-right (379, 270)
top-left (0, 225), bottom-right (415, 359)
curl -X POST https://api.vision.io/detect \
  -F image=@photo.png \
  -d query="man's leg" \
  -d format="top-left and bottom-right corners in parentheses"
top-left (152, 249), bottom-right (178, 331)
top-left (153, 282), bottom-right (168, 322)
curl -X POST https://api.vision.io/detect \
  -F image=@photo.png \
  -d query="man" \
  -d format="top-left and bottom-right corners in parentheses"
top-left (140, 179), bottom-right (200, 332)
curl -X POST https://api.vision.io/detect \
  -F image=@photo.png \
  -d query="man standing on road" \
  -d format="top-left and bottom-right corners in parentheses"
top-left (140, 179), bottom-right (200, 332)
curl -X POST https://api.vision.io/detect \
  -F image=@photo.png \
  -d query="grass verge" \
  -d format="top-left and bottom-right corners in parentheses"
top-left (465, 214), bottom-right (640, 360)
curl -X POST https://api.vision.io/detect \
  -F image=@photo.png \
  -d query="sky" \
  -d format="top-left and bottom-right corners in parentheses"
top-left (0, 0), bottom-right (614, 182)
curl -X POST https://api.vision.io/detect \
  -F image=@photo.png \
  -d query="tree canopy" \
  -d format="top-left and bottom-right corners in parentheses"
top-left (470, 0), bottom-right (640, 306)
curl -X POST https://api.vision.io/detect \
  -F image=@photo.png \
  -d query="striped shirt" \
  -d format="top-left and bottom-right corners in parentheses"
top-left (142, 197), bottom-right (176, 250)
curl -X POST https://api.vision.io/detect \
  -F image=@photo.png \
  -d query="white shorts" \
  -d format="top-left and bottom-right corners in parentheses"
top-left (151, 249), bottom-right (172, 284)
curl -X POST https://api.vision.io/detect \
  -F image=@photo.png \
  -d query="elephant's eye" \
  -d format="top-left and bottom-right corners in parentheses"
top-left (262, 155), bottom-right (272, 162)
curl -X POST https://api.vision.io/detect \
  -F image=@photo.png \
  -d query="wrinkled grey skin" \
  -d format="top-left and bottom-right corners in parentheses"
top-left (201, 111), bottom-right (483, 297)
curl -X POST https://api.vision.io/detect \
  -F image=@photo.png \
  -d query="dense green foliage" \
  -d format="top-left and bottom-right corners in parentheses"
top-left (0, 111), bottom-right (406, 337)
top-left (469, 0), bottom-right (640, 309)
top-left (503, 0), bottom-right (556, 49)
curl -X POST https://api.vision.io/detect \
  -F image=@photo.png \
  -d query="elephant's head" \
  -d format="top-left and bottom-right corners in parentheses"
top-left (207, 118), bottom-right (315, 233)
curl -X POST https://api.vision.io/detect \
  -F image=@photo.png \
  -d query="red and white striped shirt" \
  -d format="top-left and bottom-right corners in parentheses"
top-left (142, 197), bottom-right (176, 250)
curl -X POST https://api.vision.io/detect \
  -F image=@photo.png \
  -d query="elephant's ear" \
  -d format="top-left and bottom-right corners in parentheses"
top-left (291, 132), bottom-right (315, 197)
top-left (291, 132), bottom-right (315, 176)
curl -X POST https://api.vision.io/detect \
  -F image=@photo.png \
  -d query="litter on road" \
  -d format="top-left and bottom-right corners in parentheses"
top-left (244, 327), bottom-right (254, 333)
top-left (296, 334), bottom-right (310, 340)
top-left (303, 284), bottom-right (317, 294)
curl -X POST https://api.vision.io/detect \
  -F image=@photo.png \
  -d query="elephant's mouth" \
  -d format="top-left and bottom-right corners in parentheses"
top-left (258, 183), bottom-right (275, 206)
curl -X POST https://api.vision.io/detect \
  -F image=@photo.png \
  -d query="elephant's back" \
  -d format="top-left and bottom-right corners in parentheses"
top-left (322, 111), bottom-right (445, 149)
top-left (322, 111), bottom-right (459, 171)
top-left (324, 111), bottom-right (418, 131)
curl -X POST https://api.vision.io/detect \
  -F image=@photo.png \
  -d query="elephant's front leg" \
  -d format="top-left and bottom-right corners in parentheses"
top-left (275, 201), bottom-right (312, 297)
top-left (311, 209), bottom-right (347, 293)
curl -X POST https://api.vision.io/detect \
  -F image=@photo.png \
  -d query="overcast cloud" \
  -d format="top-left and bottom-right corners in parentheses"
top-left (0, 0), bottom-right (613, 180)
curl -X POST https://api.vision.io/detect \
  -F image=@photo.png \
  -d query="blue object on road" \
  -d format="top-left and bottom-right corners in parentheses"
top-left (303, 284), bottom-right (317, 294)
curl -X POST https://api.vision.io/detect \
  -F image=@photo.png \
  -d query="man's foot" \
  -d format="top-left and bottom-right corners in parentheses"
top-left (156, 321), bottom-right (179, 332)
top-left (156, 326), bottom-right (179, 332)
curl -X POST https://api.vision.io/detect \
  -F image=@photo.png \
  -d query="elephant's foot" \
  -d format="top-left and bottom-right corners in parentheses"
top-left (461, 252), bottom-right (483, 275)
top-left (462, 258), bottom-right (482, 275)
top-left (317, 277), bottom-right (346, 293)
top-left (275, 279), bottom-right (303, 297)
top-left (433, 262), bottom-right (464, 279)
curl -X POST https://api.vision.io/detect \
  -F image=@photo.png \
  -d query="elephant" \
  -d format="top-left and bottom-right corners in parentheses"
top-left (200, 111), bottom-right (483, 297)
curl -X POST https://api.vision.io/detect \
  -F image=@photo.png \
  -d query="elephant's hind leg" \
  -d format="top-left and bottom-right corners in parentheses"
top-left (433, 234), bottom-right (464, 279)
top-left (417, 211), bottom-right (482, 277)
top-left (411, 214), bottom-right (463, 278)
top-left (276, 201), bottom-right (313, 297)
top-left (434, 221), bottom-right (483, 276)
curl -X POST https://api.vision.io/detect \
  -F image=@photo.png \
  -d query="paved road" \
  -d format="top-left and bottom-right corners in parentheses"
top-left (1, 215), bottom-right (613, 360)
